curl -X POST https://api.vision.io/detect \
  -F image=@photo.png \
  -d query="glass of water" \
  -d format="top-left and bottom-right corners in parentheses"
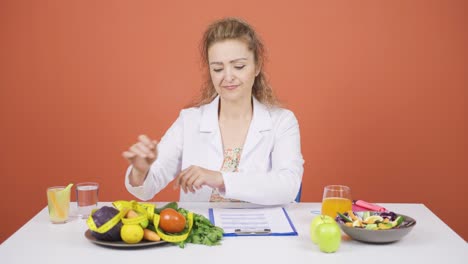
top-left (76, 182), bottom-right (99, 219)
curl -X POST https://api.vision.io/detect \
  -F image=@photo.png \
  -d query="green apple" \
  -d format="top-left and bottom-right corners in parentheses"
top-left (316, 222), bottom-right (341, 253)
top-left (310, 215), bottom-right (334, 244)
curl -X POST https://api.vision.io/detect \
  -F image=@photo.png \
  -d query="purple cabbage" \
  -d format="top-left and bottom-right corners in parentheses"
top-left (379, 211), bottom-right (398, 221)
top-left (90, 206), bottom-right (122, 241)
top-left (335, 212), bottom-right (348, 224)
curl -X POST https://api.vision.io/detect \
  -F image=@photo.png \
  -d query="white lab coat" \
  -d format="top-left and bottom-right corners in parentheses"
top-left (125, 96), bottom-right (304, 205)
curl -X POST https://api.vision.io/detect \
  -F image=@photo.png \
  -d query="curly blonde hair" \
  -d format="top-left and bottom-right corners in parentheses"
top-left (190, 17), bottom-right (279, 107)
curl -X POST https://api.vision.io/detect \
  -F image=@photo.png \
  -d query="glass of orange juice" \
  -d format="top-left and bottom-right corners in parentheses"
top-left (321, 185), bottom-right (352, 218)
top-left (47, 186), bottom-right (71, 224)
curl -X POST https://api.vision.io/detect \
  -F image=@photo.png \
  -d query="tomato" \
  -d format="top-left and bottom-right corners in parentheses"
top-left (159, 208), bottom-right (186, 233)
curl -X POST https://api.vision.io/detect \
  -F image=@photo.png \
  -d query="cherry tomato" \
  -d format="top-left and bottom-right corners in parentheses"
top-left (159, 208), bottom-right (186, 233)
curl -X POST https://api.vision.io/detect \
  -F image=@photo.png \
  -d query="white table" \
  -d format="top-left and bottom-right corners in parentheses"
top-left (1, 203), bottom-right (467, 264)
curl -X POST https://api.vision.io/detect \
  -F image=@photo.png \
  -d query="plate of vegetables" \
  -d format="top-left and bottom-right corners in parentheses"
top-left (335, 211), bottom-right (416, 243)
top-left (84, 229), bottom-right (168, 248)
top-left (84, 201), bottom-right (224, 248)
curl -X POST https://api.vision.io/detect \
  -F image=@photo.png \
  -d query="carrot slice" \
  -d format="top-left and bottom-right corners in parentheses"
top-left (49, 190), bottom-right (65, 219)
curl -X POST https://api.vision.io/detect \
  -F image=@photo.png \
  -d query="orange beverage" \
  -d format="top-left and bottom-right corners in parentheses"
top-left (321, 197), bottom-right (352, 218)
top-left (321, 185), bottom-right (352, 218)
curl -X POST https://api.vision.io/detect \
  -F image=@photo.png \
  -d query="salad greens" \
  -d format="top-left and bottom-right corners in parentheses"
top-left (176, 207), bottom-right (224, 248)
top-left (151, 202), bottom-right (224, 248)
top-left (336, 210), bottom-right (405, 230)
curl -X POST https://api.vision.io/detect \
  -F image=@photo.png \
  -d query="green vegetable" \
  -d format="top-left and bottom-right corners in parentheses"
top-left (176, 207), bottom-right (224, 248)
top-left (146, 223), bottom-right (156, 232)
top-left (337, 212), bottom-right (352, 223)
top-left (362, 211), bottom-right (370, 220)
top-left (153, 202), bottom-right (224, 248)
top-left (391, 216), bottom-right (404, 228)
top-left (365, 223), bottom-right (378, 230)
top-left (155, 202), bottom-right (179, 214)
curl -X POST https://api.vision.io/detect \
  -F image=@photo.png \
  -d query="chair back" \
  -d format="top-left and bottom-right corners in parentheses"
top-left (295, 184), bottom-right (302, 202)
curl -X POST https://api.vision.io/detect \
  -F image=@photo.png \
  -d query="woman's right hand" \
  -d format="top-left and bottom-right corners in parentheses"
top-left (122, 135), bottom-right (158, 186)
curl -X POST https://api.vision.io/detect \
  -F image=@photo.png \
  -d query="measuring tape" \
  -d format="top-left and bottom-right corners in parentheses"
top-left (140, 203), bottom-right (155, 221)
top-left (87, 210), bottom-right (124, 234)
top-left (88, 200), bottom-right (193, 243)
top-left (113, 200), bottom-right (155, 226)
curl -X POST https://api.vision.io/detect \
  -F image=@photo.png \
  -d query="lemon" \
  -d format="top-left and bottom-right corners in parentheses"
top-left (364, 215), bottom-right (383, 224)
top-left (352, 220), bottom-right (362, 227)
top-left (121, 224), bottom-right (144, 244)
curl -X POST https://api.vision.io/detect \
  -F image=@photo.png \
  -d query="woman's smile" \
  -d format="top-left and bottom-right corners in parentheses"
top-left (222, 84), bottom-right (239, 90)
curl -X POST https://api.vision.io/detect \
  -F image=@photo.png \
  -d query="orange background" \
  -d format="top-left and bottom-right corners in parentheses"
top-left (1, 0), bottom-right (467, 243)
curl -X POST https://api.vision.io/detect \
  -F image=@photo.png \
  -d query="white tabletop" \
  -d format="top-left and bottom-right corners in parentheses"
top-left (1, 202), bottom-right (467, 264)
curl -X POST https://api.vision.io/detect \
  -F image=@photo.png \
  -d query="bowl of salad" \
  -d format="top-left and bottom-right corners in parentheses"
top-left (335, 211), bottom-right (416, 243)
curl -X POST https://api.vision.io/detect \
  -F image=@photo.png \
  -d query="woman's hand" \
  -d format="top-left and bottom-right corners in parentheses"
top-left (174, 165), bottom-right (224, 193)
top-left (122, 135), bottom-right (158, 186)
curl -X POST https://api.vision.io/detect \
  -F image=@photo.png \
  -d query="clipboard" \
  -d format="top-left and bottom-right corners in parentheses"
top-left (208, 207), bottom-right (298, 237)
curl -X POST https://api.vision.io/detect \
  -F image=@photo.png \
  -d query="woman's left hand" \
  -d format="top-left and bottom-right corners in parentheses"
top-left (174, 165), bottom-right (224, 193)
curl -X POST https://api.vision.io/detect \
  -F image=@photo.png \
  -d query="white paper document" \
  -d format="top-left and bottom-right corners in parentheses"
top-left (208, 207), bottom-right (297, 236)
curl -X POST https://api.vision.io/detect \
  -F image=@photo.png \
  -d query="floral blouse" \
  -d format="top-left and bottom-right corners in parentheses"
top-left (209, 147), bottom-right (243, 202)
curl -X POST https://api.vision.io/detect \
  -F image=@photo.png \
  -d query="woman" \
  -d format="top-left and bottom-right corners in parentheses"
top-left (123, 17), bottom-right (304, 205)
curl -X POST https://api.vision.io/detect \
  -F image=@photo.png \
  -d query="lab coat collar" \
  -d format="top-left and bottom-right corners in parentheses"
top-left (251, 96), bottom-right (273, 132)
top-left (199, 95), bottom-right (272, 133)
top-left (199, 95), bottom-right (272, 158)
top-left (200, 96), bottom-right (220, 132)
top-left (242, 96), bottom-right (272, 158)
